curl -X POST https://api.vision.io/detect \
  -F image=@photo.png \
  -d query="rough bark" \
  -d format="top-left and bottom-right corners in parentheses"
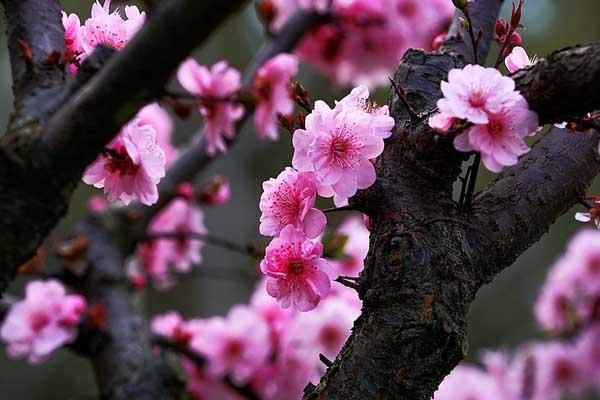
top-left (73, 217), bottom-right (185, 400)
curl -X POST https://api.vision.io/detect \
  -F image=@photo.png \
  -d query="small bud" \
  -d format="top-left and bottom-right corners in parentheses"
top-left (290, 80), bottom-right (311, 111)
top-left (255, 0), bottom-right (277, 29)
top-left (459, 17), bottom-right (469, 30)
top-left (508, 31), bottom-right (522, 46)
top-left (47, 51), bottom-right (61, 65)
top-left (86, 304), bottom-right (107, 331)
top-left (18, 248), bottom-right (45, 275)
top-left (494, 17), bottom-right (509, 42)
top-left (176, 182), bottom-right (195, 199)
top-left (197, 175), bottom-right (230, 206)
top-left (17, 39), bottom-right (33, 64)
top-left (511, 0), bottom-right (524, 28)
top-left (431, 32), bottom-right (446, 50)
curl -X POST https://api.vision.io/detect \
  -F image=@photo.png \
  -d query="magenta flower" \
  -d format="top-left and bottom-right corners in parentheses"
top-left (259, 167), bottom-right (326, 239)
top-left (438, 65), bottom-right (522, 124)
top-left (260, 226), bottom-right (336, 311)
top-left (82, 118), bottom-right (166, 206)
top-left (177, 59), bottom-right (244, 155)
top-left (292, 85), bottom-right (394, 206)
top-left (191, 305), bottom-right (271, 384)
top-left (79, 0), bottom-right (145, 56)
top-left (150, 311), bottom-right (204, 346)
top-left (135, 103), bottom-right (178, 166)
top-left (428, 111), bottom-right (455, 133)
top-left (0, 280), bottom-right (86, 364)
top-left (62, 11), bottom-right (82, 74)
top-left (135, 199), bottom-right (206, 288)
top-left (254, 53), bottom-right (299, 140)
top-left (453, 97), bottom-right (539, 172)
top-left (434, 365), bottom-right (503, 400)
top-left (505, 46), bottom-right (534, 73)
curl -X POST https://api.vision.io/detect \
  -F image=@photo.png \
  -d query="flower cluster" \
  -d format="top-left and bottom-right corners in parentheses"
top-left (176, 53), bottom-right (299, 155)
top-left (435, 325), bottom-right (600, 400)
top-left (0, 280), bottom-right (86, 364)
top-left (151, 272), bottom-right (362, 399)
top-left (258, 86), bottom-right (392, 311)
top-left (429, 64), bottom-right (539, 172)
top-left (534, 230), bottom-right (600, 334)
top-left (130, 198), bottom-right (207, 289)
top-left (265, 0), bottom-right (453, 87)
top-left (62, 0), bottom-right (146, 74)
top-left (83, 117), bottom-right (166, 206)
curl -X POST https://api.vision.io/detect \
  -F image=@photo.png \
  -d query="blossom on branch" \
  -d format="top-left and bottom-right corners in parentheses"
top-left (254, 53), bottom-right (299, 140)
top-left (83, 118), bottom-right (166, 206)
top-left (177, 59), bottom-right (244, 155)
top-left (135, 103), bottom-right (178, 166)
top-left (505, 46), bottom-right (534, 73)
top-left (0, 280), bottom-right (86, 364)
top-left (259, 167), bottom-right (326, 239)
top-left (260, 226), bottom-right (336, 311)
top-left (292, 85), bottom-right (394, 206)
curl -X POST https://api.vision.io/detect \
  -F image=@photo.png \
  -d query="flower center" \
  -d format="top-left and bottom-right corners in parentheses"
top-left (30, 311), bottom-right (51, 332)
top-left (319, 325), bottom-right (343, 351)
top-left (288, 260), bottom-right (305, 275)
top-left (103, 145), bottom-right (139, 176)
top-left (553, 358), bottom-right (576, 384)
top-left (468, 91), bottom-right (486, 108)
top-left (224, 339), bottom-right (244, 360)
top-left (488, 120), bottom-right (503, 136)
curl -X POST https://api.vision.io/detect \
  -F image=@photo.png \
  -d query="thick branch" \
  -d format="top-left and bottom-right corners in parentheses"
top-left (513, 42), bottom-right (600, 124)
top-left (73, 217), bottom-right (184, 400)
top-left (2, 0), bottom-right (65, 130)
top-left (470, 127), bottom-right (600, 282)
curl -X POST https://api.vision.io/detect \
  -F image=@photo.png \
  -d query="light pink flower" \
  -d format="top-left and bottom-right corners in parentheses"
top-left (183, 359), bottom-right (243, 400)
top-left (136, 199), bottom-right (206, 288)
top-left (135, 104), bottom-right (178, 166)
top-left (79, 1), bottom-right (146, 55)
top-left (259, 167), bottom-right (326, 239)
top-left (198, 175), bottom-right (231, 206)
top-left (150, 311), bottom-right (204, 347)
top-left (535, 230), bottom-right (600, 333)
top-left (505, 46), bottom-right (533, 73)
top-left (292, 86), bottom-right (394, 206)
top-left (438, 65), bottom-right (522, 124)
top-left (329, 216), bottom-right (369, 277)
top-left (62, 11), bottom-right (82, 74)
top-left (82, 118), bottom-right (166, 206)
top-left (177, 59), bottom-right (244, 155)
top-left (453, 98), bottom-right (539, 172)
top-left (191, 305), bottom-right (271, 384)
top-left (0, 280), bottom-right (86, 364)
top-left (254, 53), bottom-right (299, 140)
top-left (434, 365), bottom-right (503, 400)
top-left (260, 225), bottom-right (336, 311)
top-left (428, 111), bottom-right (455, 133)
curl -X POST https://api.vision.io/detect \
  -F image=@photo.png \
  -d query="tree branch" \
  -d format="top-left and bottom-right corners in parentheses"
top-left (73, 217), bottom-right (184, 399)
top-left (2, 0), bottom-right (65, 130)
top-left (470, 127), bottom-right (600, 283)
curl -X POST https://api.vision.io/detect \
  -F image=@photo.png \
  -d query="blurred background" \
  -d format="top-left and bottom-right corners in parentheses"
top-left (0, 0), bottom-right (599, 398)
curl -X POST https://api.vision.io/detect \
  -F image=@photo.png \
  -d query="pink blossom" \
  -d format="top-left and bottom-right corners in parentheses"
top-left (434, 365), bottom-right (503, 400)
top-left (438, 65), bottom-right (522, 125)
top-left (191, 305), bottom-right (271, 384)
top-left (574, 198), bottom-right (600, 229)
top-left (136, 199), bottom-right (206, 288)
top-left (329, 216), bottom-right (369, 276)
top-left (453, 97), bottom-right (539, 172)
top-left (428, 111), bottom-right (455, 133)
top-left (535, 230), bottom-right (600, 333)
top-left (150, 311), bottom-right (204, 347)
top-left (254, 53), bottom-right (299, 140)
top-left (62, 12), bottom-right (82, 74)
top-left (0, 280), bottom-right (86, 363)
top-left (288, 0), bottom-right (454, 87)
top-left (135, 104), bottom-right (178, 166)
top-left (177, 59), bottom-right (244, 155)
top-left (82, 118), bottom-right (166, 206)
top-left (259, 167), bottom-right (326, 239)
top-left (198, 175), bottom-right (231, 206)
top-left (79, 1), bottom-right (146, 56)
top-left (505, 46), bottom-right (534, 73)
top-left (183, 359), bottom-right (243, 400)
top-left (260, 225), bottom-right (336, 311)
top-left (87, 195), bottom-right (107, 212)
top-left (292, 86), bottom-right (394, 206)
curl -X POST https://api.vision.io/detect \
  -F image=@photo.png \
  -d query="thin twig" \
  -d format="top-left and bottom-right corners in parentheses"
top-left (336, 276), bottom-right (360, 291)
top-left (319, 353), bottom-right (333, 367)
top-left (462, 153), bottom-right (481, 209)
top-left (388, 77), bottom-right (419, 120)
top-left (142, 231), bottom-right (264, 257)
top-left (462, 7), bottom-right (480, 65)
top-left (321, 205), bottom-right (355, 214)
